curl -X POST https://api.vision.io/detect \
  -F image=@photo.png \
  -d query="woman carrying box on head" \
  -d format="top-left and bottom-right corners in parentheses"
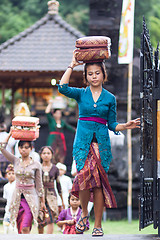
top-left (58, 49), bottom-right (140, 237)
top-left (0, 132), bottom-right (45, 234)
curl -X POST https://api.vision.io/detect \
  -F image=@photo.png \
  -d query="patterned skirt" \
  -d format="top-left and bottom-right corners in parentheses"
top-left (17, 198), bottom-right (33, 234)
top-left (38, 197), bottom-right (58, 229)
top-left (72, 142), bottom-right (117, 208)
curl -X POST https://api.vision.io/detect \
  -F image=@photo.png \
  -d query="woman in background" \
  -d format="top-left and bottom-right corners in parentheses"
top-left (45, 100), bottom-right (75, 164)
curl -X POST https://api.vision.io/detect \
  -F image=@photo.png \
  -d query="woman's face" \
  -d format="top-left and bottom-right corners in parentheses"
top-left (69, 195), bottom-right (80, 209)
top-left (18, 143), bottom-right (32, 158)
top-left (86, 64), bottom-right (104, 87)
top-left (40, 147), bottom-right (53, 163)
top-left (53, 110), bottom-right (62, 120)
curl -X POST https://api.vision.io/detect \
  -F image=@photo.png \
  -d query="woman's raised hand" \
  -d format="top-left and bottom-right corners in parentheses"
top-left (60, 50), bottom-right (83, 85)
top-left (70, 50), bottom-right (83, 69)
top-left (125, 118), bottom-right (140, 129)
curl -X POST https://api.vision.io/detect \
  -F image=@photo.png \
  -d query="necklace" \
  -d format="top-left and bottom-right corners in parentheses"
top-left (70, 207), bottom-right (79, 219)
top-left (56, 123), bottom-right (61, 128)
top-left (42, 163), bottom-right (52, 171)
top-left (92, 90), bottom-right (101, 94)
top-left (42, 163), bottom-right (52, 177)
top-left (20, 157), bottom-right (32, 167)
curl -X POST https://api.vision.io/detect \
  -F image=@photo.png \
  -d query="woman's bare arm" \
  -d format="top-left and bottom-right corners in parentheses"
top-left (0, 131), bottom-right (17, 164)
top-left (45, 100), bottom-right (53, 114)
top-left (115, 118), bottom-right (140, 131)
top-left (1, 148), bottom-right (16, 164)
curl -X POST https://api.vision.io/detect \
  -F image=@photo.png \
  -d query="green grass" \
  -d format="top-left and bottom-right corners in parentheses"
top-left (0, 219), bottom-right (158, 235)
top-left (87, 219), bottom-right (157, 235)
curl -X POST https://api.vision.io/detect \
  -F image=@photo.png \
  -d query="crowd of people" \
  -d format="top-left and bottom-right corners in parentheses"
top-left (0, 51), bottom-right (140, 236)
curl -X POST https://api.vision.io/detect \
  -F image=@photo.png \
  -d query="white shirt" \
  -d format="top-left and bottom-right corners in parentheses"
top-left (0, 132), bottom-right (17, 154)
top-left (56, 174), bottom-right (73, 208)
top-left (109, 130), bottom-right (125, 147)
top-left (3, 181), bottom-right (16, 217)
top-left (71, 159), bottom-right (77, 177)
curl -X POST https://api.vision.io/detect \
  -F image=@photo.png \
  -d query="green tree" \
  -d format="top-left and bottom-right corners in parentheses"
top-left (148, 2), bottom-right (160, 48)
top-left (0, 2), bottom-right (33, 43)
top-left (0, 0), bottom-right (89, 44)
top-left (134, 0), bottom-right (160, 48)
top-left (58, 0), bottom-right (89, 35)
top-left (1, 0), bottom-right (160, 49)
top-left (65, 8), bottom-right (89, 35)
top-left (19, 0), bottom-right (48, 22)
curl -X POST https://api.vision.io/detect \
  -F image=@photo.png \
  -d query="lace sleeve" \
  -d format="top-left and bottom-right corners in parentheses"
top-left (107, 96), bottom-right (119, 134)
top-left (35, 163), bottom-right (44, 197)
top-left (58, 83), bottom-right (81, 101)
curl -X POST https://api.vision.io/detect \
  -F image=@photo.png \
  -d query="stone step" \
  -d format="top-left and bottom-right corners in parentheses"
top-left (0, 234), bottom-right (157, 240)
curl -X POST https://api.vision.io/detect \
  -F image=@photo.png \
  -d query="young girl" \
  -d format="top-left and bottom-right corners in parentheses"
top-left (58, 51), bottom-right (140, 237)
top-left (0, 136), bottom-right (45, 234)
top-left (56, 193), bottom-right (89, 234)
top-left (38, 146), bottom-right (64, 234)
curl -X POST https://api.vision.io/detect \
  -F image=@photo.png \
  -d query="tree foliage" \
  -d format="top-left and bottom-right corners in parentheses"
top-left (135, 0), bottom-right (160, 48)
top-left (0, 0), bottom-right (89, 44)
top-left (0, 0), bottom-right (160, 49)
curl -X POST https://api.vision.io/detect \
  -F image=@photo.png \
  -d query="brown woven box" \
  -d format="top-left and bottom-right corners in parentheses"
top-left (75, 36), bottom-right (111, 63)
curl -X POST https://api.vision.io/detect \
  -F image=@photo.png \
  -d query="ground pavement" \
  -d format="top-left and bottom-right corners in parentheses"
top-left (0, 234), bottom-right (159, 240)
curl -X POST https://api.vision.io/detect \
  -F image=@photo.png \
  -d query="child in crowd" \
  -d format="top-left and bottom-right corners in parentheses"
top-left (56, 193), bottom-right (89, 234)
top-left (56, 162), bottom-right (72, 210)
top-left (3, 164), bottom-right (16, 234)
top-left (38, 146), bottom-right (64, 234)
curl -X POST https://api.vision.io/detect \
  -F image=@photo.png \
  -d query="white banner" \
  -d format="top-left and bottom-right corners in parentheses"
top-left (118, 0), bottom-right (135, 64)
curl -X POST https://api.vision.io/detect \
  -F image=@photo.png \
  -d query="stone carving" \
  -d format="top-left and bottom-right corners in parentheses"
top-left (48, 0), bottom-right (59, 15)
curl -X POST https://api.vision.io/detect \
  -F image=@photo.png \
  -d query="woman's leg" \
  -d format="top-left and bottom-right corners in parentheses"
top-left (21, 226), bottom-right (30, 234)
top-left (93, 187), bottom-right (104, 228)
top-left (76, 189), bottom-right (90, 231)
top-left (79, 189), bottom-right (90, 217)
top-left (46, 223), bottom-right (54, 234)
top-left (38, 227), bottom-right (44, 234)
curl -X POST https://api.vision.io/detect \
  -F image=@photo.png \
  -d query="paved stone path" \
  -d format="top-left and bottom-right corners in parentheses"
top-left (0, 234), bottom-right (159, 240)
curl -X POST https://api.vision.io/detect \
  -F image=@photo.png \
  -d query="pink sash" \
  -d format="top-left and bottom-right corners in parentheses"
top-left (50, 131), bottom-right (67, 152)
top-left (16, 183), bottom-right (34, 190)
top-left (79, 117), bottom-right (107, 125)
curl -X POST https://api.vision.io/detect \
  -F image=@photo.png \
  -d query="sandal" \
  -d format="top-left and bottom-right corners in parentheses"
top-left (76, 214), bottom-right (89, 233)
top-left (92, 227), bottom-right (104, 237)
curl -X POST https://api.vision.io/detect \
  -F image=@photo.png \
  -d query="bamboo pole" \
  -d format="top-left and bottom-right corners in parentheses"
top-left (127, 62), bottom-right (133, 223)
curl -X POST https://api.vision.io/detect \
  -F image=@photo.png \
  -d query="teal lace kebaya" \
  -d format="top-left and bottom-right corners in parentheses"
top-left (58, 83), bottom-right (119, 174)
